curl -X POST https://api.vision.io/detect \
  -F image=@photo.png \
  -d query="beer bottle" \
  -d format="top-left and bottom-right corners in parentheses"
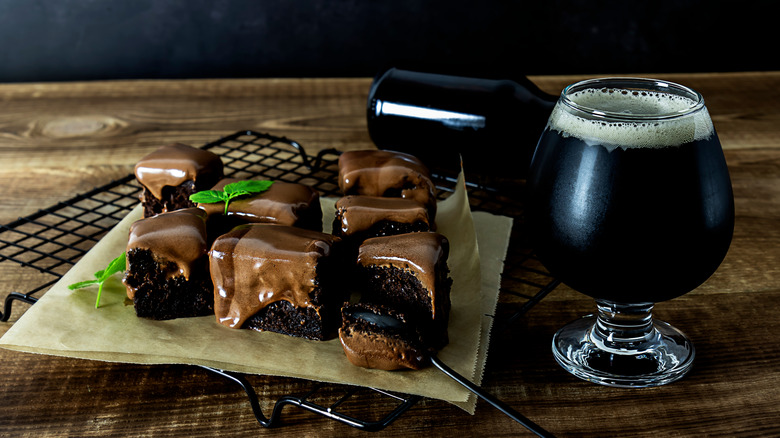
top-left (366, 68), bottom-right (557, 179)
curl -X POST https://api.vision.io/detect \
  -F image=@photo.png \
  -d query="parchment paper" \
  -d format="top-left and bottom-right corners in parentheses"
top-left (0, 171), bottom-right (512, 414)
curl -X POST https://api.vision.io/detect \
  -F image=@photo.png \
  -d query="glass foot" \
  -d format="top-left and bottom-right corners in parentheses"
top-left (552, 306), bottom-right (695, 388)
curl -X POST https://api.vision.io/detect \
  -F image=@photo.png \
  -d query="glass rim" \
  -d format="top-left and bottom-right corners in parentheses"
top-left (560, 77), bottom-right (706, 121)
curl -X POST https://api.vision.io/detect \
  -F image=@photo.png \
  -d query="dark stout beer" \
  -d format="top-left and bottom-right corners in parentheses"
top-left (528, 85), bottom-right (734, 303)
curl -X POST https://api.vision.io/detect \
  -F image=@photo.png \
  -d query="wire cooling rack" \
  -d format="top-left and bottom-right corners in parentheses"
top-left (0, 130), bottom-right (559, 433)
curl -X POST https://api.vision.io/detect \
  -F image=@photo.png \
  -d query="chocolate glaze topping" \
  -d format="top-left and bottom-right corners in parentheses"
top-left (334, 195), bottom-right (429, 236)
top-left (357, 232), bottom-right (449, 317)
top-left (198, 178), bottom-right (321, 227)
top-left (337, 150), bottom-right (436, 213)
top-left (340, 330), bottom-right (426, 371)
top-left (125, 208), bottom-right (209, 298)
top-left (134, 143), bottom-right (223, 200)
top-left (210, 224), bottom-right (339, 329)
top-left (339, 303), bottom-right (427, 370)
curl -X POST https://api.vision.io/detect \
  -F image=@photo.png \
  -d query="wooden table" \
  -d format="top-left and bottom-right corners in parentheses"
top-left (1, 73), bottom-right (778, 436)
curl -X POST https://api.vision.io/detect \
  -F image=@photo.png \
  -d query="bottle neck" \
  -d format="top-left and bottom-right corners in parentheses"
top-left (370, 68), bottom-right (556, 109)
top-left (366, 67), bottom-right (557, 179)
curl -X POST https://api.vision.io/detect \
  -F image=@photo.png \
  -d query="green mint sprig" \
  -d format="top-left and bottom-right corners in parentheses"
top-left (68, 252), bottom-right (126, 308)
top-left (189, 179), bottom-right (274, 215)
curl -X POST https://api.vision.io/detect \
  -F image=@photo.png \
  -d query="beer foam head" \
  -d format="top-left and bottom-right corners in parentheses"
top-left (549, 85), bottom-right (714, 150)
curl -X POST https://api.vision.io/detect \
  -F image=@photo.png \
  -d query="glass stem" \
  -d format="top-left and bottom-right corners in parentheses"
top-left (591, 300), bottom-right (659, 352)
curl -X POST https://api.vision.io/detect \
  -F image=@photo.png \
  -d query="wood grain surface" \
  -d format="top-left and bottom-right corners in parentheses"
top-left (1, 72), bottom-right (779, 437)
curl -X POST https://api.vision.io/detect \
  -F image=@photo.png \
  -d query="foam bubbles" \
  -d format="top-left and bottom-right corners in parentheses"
top-left (549, 87), bottom-right (714, 150)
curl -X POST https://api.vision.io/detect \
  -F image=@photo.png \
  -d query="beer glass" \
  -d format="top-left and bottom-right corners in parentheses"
top-left (527, 78), bottom-right (734, 387)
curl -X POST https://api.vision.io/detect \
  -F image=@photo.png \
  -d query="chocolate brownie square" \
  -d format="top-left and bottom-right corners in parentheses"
top-left (134, 143), bottom-right (224, 217)
top-left (210, 224), bottom-right (345, 340)
top-left (124, 208), bottom-right (214, 319)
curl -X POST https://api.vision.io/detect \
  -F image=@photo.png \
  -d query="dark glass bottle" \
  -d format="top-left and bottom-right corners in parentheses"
top-left (366, 68), bottom-right (557, 178)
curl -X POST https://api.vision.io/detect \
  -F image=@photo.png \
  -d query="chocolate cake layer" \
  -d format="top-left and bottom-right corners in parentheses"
top-left (339, 302), bottom-right (428, 371)
top-left (209, 224), bottom-right (344, 340)
top-left (134, 143), bottom-right (224, 217)
top-left (123, 208), bottom-right (213, 319)
top-left (337, 150), bottom-right (436, 218)
top-left (357, 232), bottom-right (452, 349)
top-left (331, 195), bottom-right (431, 240)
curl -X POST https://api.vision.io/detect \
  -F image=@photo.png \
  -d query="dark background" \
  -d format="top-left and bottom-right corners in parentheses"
top-left (0, 0), bottom-right (774, 83)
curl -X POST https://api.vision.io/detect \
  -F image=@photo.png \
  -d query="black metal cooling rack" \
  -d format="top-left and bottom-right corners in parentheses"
top-left (0, 130), bottom-right (559, 434)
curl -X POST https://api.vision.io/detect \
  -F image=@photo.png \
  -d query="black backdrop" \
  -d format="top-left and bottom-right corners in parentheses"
top-left (0, 0), bottom-right (774, 83)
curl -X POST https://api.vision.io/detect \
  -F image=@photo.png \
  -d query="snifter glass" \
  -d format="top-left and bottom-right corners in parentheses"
top-left (527, 78), bottom-right (734, 387)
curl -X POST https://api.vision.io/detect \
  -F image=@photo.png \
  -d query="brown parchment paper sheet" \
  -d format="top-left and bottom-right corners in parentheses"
top-left (0, 171), bottom-right (512, 414)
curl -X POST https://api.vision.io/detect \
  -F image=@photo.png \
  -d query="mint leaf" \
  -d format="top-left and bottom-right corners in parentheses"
top-left (68, 280), bottom-right (99, 290)
top-left (68, 252), bottom-right (126, 308)
top-left (94, 252), bottom-right (126, 308)
top-left (223, 180), bottom-right (274, 196)
top-left (103, 251), bottom-right (126, 277)
top-left (189, 179), bottom-right (274, 215)
top-left (103, 253), bottom-right (127, 281)
top-left (189, 190), bottom-right (227, 204)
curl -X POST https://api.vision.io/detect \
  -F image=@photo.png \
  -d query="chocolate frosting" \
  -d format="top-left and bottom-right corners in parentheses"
top-left (198, 178), bottom-right (320, 227)
top-left (134, 143), bottom-right (224, 200)
top-left (334, 195), bottom-right (429, 236)
top-left (339, 329), bottom-right (426, 371)
top-left (357, 232), bottom-right (449, 318)
top-left (210, 224), bottom-right (338, 329)
top-left (125, 208), bottom-right (209, 298)
top-left (337, 150), bottom-right (436, 214)
top-left (339, 303), bottom-right (424, 370)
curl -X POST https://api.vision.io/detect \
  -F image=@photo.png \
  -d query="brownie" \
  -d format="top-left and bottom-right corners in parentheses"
top-left (198, 178), bottom-right (322, 236)
top-left (134, 143), bottom-right (224, 217)
top-left (337, 150), bottom-right (437, 220)
top-left (339, 302), bottom-right (428, 370)
top-left (209, 224), bottom-right (345, 341)
top-left (123, 208), bottom-right (214, 320)
top-left (332, 195), bottom-right (432, 241)
top-left (356, 232), bottom-right (452, 350)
